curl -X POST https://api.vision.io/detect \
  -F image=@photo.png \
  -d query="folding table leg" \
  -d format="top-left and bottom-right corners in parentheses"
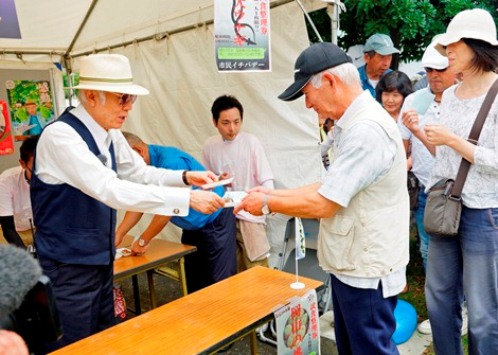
top-left (132, 275), bottom-right (142, 315)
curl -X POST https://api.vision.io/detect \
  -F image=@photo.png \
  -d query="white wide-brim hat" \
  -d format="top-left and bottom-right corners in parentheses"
top-left (72, 54), bottom-right (149, 95)
top-left (435, 8), bottom-right (498, 56)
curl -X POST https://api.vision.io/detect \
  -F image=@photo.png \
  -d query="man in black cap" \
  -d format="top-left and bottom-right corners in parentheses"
top-left (235, 42), bottom-right (409, 354)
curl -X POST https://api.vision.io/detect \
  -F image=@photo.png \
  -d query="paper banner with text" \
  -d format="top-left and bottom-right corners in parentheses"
top-left (0, 100), bottom-right (15, 156)
top-left (274, 290), bottom-right (320, 354)
top-left (214, 0), bottom-right (271, 72)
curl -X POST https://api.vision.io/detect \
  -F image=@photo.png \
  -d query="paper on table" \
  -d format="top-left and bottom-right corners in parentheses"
top-left (201, 177), bottom-right (234, 190)
top-left (223, 191), bottom-right (247, 208)
top-left (410, 89), bottom-right (435, 115)
top-left (115, 248), bottom-right (132, 259)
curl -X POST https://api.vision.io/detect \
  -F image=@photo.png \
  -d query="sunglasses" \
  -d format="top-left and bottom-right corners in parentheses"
top-left (425, 67), bottom-right (447, 73)
top-left (109, 92), bottom-right (138, 106)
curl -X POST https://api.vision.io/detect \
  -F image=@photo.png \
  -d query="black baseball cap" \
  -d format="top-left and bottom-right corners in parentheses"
top-left (278, 42), bottom-right (352, 101)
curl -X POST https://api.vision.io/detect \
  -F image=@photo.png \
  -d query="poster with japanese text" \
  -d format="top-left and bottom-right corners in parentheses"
top-left (5, 79), bottom-right (56, 140)
top-left (274, 290), bottom-right (320, 354)
top-left (214, 0), bottom-right (271, 72)
top-left (0, 100), bottom-right (15, 155)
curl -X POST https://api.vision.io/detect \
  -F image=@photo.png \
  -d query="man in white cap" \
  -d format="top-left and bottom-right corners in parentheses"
top-left (31, 53), bottom-right (225, 350)
top-left (235, 42), bottom-right (409, 354)
top-left (358, 33), bottom-right (401, 97)
top-left (399, 40), bottom-right (459, 336)
top-left (400, 38), bottom-right (458, 270)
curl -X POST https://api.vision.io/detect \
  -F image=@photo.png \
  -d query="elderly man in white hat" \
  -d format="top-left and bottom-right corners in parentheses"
top-left (31, 53), bottom-right (225, 351)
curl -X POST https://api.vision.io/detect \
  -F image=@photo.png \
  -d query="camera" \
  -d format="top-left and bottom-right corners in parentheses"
top-left (0, 275), bottom-right (62, 354)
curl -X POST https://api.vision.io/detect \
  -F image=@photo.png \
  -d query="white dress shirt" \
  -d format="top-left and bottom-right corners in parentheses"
top-left (35, 105), bottom-right (190, 216)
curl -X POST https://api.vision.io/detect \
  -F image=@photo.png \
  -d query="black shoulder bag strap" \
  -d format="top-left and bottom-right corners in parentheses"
top-left (451, 78), bottom-right (498, 198)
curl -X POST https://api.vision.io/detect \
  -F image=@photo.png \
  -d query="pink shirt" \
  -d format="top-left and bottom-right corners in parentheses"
top-left (203, 132), bottom-right (274, 223)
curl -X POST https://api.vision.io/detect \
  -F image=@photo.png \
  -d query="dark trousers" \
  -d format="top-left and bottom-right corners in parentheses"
top-left (181, 207), bottom-right (237, 293)
top-left (38, 257), bottom-right (116, 352)
top-left (330, 274), bottom-right (399, 355)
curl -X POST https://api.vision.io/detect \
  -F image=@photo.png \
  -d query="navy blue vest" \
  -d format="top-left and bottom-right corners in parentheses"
top-left (31, 110), bottom-right (117, 265)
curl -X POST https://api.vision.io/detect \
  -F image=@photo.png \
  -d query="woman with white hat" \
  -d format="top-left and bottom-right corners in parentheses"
top-left (423, 8), bottom-right (498, 355)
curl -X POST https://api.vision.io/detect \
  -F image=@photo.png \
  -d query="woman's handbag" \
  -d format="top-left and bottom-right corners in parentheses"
top-left (424, 79), bottom-right (498, 237)
top-left (424, 178), bottom-right (461, 237)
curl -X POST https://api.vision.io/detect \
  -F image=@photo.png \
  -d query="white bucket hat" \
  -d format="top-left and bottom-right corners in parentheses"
top-left (422, 35), bottom-right (448, 69)
top-left (72, 54), bottom-right (149, 95)
top-left (435, 8), bottom-right (498, 56)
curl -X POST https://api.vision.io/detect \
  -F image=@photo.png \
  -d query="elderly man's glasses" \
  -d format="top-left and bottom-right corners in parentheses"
top-left (109, 92), bottom-right (137, 106)
top-left (425, 67), bottom-right (447, 73)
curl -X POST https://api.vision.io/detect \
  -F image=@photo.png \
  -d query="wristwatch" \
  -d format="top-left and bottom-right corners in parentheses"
top-left (137, 238), bottom-right (148, 247)
top-left (261, 195), bottom-right (271, 215)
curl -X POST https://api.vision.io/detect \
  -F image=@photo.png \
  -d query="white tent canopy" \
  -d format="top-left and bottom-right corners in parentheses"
top-left (0, 0), bottom-right (328, 266)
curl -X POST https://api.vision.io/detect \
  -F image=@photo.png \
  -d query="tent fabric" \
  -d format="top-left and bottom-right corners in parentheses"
top-left (0, 0), bottom-right (328, 267)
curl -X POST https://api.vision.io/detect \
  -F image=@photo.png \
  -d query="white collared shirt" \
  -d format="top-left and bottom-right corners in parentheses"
top-left (35, 105), bottom-right (190, 216)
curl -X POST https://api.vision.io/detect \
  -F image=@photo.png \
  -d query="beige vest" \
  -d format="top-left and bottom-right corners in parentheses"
top-left (318, 106), bottom-right (410, 278)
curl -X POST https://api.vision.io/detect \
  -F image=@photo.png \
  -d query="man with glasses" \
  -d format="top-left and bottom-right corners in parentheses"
top-left (30, 54), bottom-right (225, 351)
top-left (399, 39), bottom-right (458, 336)
top-left (0, 135), bottom-right (39, 249)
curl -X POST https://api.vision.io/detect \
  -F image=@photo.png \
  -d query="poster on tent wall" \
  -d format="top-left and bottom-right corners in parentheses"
top-left (0, 100), bottom-right (14, 155)
top-left (274, 290), bottom-right (320, 354)
top-left (214, 0), bottom-right (271, 72)
top-left (5, 80), bottom-right (56, 140)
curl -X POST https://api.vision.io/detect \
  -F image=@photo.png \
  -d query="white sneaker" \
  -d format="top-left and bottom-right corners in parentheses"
top-left (461, 307), bottom-right (468, 336)
top-left (417, 314), bottom-right (468, 336)
top-left (417, 319), bottom-right (432, 335)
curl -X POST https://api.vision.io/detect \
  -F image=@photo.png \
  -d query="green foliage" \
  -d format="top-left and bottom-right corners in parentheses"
top-left (306, 0), bottom-right (498, 67)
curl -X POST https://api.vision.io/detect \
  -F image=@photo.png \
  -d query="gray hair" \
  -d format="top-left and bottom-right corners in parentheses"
top-left (310, 63), bottom-right (361, 88)
top-left (77, 90), bottom-right (107, 105)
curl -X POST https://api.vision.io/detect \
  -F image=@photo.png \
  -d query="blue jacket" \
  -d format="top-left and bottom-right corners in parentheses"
top-left (31, 111), bottom-right (117, 265)
top-left (148, 145), bottom-right (223, 230)
top-left (358, 65), bottom-right (392, 97)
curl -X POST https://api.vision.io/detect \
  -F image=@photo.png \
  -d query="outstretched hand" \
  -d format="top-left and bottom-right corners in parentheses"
top-left (186, 171), bottom-right (218, 187)
top-left (233, 191), bottom-right (266, 215)
top-left (190, 190), bottom-right (225, 214)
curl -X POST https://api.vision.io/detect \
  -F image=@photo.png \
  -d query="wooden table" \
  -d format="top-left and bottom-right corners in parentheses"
top-left (51, 266), bottom-right (323, 355)
top-left (114, 236), bottom-right (196, 313)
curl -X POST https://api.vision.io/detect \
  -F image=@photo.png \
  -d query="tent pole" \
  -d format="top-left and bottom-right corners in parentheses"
top-left (65, 0), bottom-right (100, 58)
top-left (294, 0), bottom-right (323, 43)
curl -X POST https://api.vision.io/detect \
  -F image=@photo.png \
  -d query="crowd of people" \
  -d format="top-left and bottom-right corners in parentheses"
top-left (1, 7), bottom-right (497, 355)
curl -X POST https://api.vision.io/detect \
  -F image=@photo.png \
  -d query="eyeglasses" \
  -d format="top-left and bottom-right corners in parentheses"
top-left (425, 67), bottom-right (447, 73)
top-left (108, 92), bottom-right (138, 106)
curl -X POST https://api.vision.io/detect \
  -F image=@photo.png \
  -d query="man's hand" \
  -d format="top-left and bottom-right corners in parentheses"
top-left (130, 240), bottom-right (150, 256)
top-left (186, 171), bottom-right (218, 187)
top-left (402, 110), bottom-right (421, 133)
top-left (246, 186), bottom-right (271, 194)
top-left (234, 191), bottom-right (266, 215)
top-left (190, 190), bottom-right (225, 214)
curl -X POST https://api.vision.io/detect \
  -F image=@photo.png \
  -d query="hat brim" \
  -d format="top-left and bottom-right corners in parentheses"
top-left (70, 83), bottom-right (149, 95)
top-left (374, 47), bottom-right (401, 55)
top-left (436, 31), bottom-right (498, 56)
top-left (278, 76), bottom-right (311, 101)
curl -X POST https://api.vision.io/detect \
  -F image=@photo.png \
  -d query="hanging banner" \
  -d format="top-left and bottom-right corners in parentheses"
top-left (274, 290), bottom-right (320, 354)
top-left (5, 79), bottom-right (56, 140)
top-left (214, 0), bottom-right (271, 72)
top-left (0, 0), bottom-right (22, 39)
top-left (0, 100), bottom-right (15, 155)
